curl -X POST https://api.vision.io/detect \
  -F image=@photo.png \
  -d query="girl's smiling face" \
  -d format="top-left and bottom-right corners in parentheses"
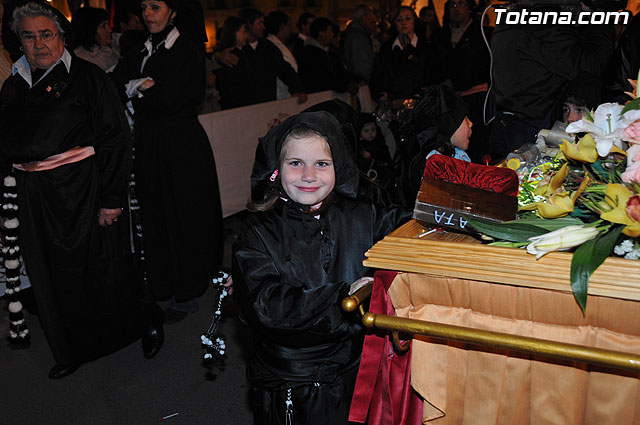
top-left (280, 134), bottom-right (335, 208)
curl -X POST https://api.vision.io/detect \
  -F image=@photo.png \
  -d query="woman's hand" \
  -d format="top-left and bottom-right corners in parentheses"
top-left (139, 78), bottom-right (155, 91)
top-left (215, 47), bottom-right (239, 67)
top-left (98, 208), bottom-right (122, 227)
top-left (349, 276), bottom-right (374, 295)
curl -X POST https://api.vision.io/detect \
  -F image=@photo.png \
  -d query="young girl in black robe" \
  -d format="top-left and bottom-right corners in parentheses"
top-left (233, 111), bottom-right (409, 425)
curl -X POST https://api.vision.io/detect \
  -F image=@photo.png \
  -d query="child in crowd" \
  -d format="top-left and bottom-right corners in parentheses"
top-left (393, 83), bottom-right (473, 205)
top-left (356, 113), bottom-right (393, 183)
top-left (560, 72), bottom-right (600, 125)
top-left (233, 111), bottom-right (409, 425)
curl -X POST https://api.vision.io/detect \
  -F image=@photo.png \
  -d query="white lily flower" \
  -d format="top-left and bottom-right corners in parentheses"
top-left (566, 103), bottom-right (640, 157)
top-left (526, 225), bottom-right (599, 259)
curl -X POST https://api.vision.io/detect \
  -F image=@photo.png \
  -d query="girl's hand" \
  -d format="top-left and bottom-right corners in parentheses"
top-left (349, 276), bottom-right (374, 295)
top-left (223, 275), bottom-right (233, 295)
top-left (98, 208), bottom-right (122, 226)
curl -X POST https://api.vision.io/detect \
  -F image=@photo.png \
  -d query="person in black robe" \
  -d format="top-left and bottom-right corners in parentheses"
top-left (393, 83), bottom-right (470, 206)
top-left (233, 111), bottom-right (410, 425)
top-left (0, 1), bottom-right (145, 379)
top-left (239, 8), bottom-right (304, 105)
top-left (214, 16), bottom-right (253, 110)
top-left (488, 13), bottom-right (614, 159)
top-left (297, 17), bottom-right (348, 94)
top-left (370, 6), bottom-right (441, 102)
top-left (433, 0), bottom-right (491, 163)
top-left (112, 0), bottom-right (223, 322)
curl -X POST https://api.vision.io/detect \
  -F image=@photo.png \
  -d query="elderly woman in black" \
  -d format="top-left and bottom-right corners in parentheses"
top-left (72, 6), bottom-right (119, 72)
top-left (112, 0), bottom-right (224, 322)
top-left (0, 1), bottom-right (148, 379)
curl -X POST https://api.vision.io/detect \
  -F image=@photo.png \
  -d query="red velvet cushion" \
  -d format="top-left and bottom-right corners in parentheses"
top-left (423, 155), bottom-right (519, 197)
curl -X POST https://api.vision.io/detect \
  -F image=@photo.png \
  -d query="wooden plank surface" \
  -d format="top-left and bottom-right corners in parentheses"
top-left (364, 220), bottom-right (640, 301)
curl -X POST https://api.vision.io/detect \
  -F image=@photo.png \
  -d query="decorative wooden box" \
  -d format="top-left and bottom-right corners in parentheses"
top-left (413, 176), bottom-right (518, 232)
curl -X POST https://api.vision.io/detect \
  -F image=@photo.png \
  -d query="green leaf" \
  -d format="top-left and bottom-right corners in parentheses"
top-left (467, 218), bottom-right (548, 242)
top-left (586, 109), bottom-right (595, 122)
top-left (488, 241), bottom-right (529, 248)
top-left (569, 225), bottom-right (623, 313)
top-left (588, 225), bottom-right (624, 273)
top-left (570, 239), bottom-right (595, 313)
top-left (621, 97), bottom-right (640, 114)
top-left (504, 216), bottom-right (584, 231)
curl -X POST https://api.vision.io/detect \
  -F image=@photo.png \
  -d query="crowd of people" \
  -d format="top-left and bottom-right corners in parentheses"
top-left (0, 0), bottom-right (638, 423)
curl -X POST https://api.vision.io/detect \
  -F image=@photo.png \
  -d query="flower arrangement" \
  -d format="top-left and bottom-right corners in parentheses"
top-left (469, 101), bottom-right (640, 312)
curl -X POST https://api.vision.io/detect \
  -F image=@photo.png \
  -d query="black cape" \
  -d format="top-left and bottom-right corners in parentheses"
top-left (233, 112), bottom-right (410, 424)
top-left (0, 57), bottom-right (142, 365)
top-left (112, 29), bottom-right (224, 302)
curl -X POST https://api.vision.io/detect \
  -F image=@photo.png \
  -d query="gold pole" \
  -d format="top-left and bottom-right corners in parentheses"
top-left (361, 312), bottom-right (640, 373)
top-left (341, 283), bottom-right (373, 317)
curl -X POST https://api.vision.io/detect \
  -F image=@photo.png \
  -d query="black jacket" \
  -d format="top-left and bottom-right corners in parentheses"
top-left (241, 39), bottom-right (303, 104)
top-left (215, 47), bottom-right (254, 109)
top-left (233, 112), bottom-right (410, 390)
top-left (602, 13), bottom-right (640, 104)
top-left (233, 196), bottom-right (407, 389)
top-left (491, 23), bottom-right (614, 128)
top-left (298, 43), bottom-right (347, 94)
top-left (370, 37), bottom-right (441, 100)
top-left (434, 20), bottom-right (491, 91)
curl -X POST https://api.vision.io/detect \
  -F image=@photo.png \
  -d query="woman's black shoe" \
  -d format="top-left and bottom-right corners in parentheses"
top-left (49, 364), bottom-right (78, 379)
top-left (142, 323), bottom-right (164, 359)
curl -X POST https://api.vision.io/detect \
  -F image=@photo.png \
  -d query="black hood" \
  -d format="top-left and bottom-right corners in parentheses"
top-left (250, 111), bottom-right (359, 203)
top-left (303, 99), bottom-right (359, 158)
top-left (402, 83), bottom-right (467, 150)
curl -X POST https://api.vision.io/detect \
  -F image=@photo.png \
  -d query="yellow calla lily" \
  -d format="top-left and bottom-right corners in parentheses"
top-left (610, 146), bottom-right (627, 156)
top-left (571, 175), bottom-right (590, 203)
top-left (559, 135), bottom-right (597, 163)
top-left (534, 163), bottom-right (569, 196)
top-left (537, 191), bottom-right (575, 218)
top-left (600, 183), bottom-right (640, 237)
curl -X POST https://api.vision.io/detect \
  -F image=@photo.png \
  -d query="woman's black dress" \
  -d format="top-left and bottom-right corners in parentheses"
top-left (0, 56), bottom-right (142, 365)
top-left (113, 28), bottom-right (224, 302)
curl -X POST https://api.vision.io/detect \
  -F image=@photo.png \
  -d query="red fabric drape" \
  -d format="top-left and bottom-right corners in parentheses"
top-left (423, 155), bottom-right (519, 196)
top-left (349, 270), bottom-right (423, 424)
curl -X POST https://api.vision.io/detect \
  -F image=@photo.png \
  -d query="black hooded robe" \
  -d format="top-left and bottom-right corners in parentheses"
top-left (0, 57), bottom-right (142, 365)
top-left (233, 112), bottom-right (410, 425)
top-left (112, 28), bottom-right (224, 302)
